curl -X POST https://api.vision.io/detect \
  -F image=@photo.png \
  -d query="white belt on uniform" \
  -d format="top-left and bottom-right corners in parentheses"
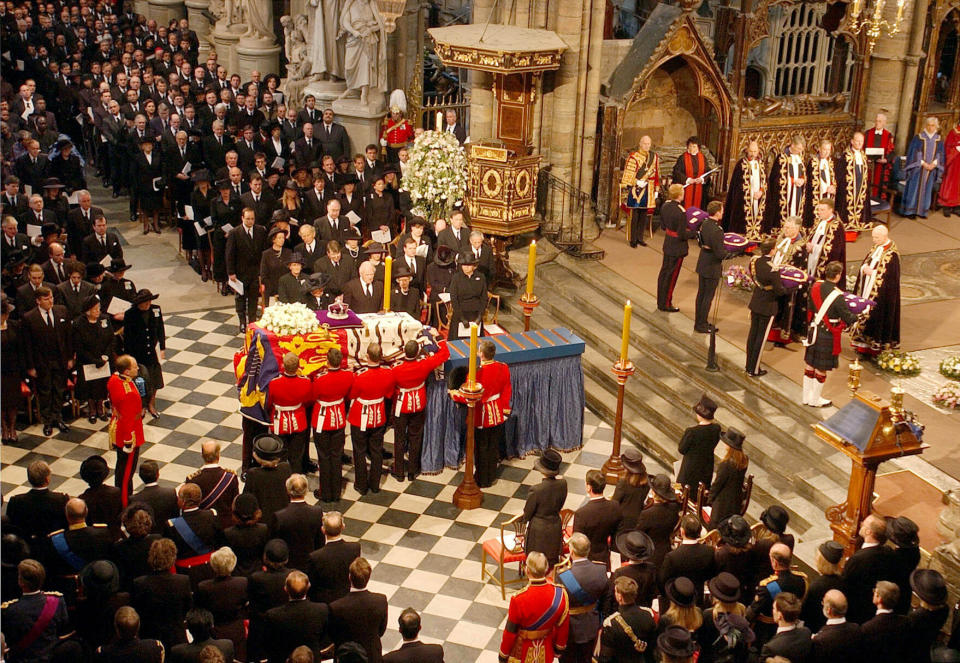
top-left (273, 403), bottom-right (300, 427)
top-left (395, 381), bottom-right (426, 416)
top-left (356, 397), bottom-right (384, 431)
top-left (314, 398), bottom-right (344, 432)
top-left (481, 392), bottom-right (502, 424)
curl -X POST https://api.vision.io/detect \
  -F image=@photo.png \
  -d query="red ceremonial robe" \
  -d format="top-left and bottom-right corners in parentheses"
top-left (499, 578), bottom-right (570, 663)
top-left (865, 127), bottom-right (895, 201)
top-left (108, 373), bottom-right (145, 450)
top-left (672, 151), bottom-right (709, 209)
top-left (938, 126), bottom-right (960, 208)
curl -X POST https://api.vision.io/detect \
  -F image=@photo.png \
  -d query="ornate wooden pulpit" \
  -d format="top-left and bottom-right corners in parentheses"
top-left (813, 391), bottom-right (926, 557)
top-left (429, 24), bottom-right (566, 287)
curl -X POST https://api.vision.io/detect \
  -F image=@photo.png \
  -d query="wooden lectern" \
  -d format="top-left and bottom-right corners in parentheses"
top-left (813, 390), bottom-right (926, 557)
top-left (429, 24), bottom-right (566, 287)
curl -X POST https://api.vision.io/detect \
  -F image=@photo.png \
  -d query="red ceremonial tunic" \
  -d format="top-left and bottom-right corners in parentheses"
top-left (938, 126), bottom-right (960, 208)
top-left (453, 360), bottom-right (512, 428)
top-left (107, 373), bottom-right (145, 449)
top-left (380, 117), bottom-right (415, 149)
top-left (865, 127), bottom-right (895, 201)
top-left (267, 373), bottom-right (313, 434)
top-left (310, 368), bottom-right (355, 431)
top-left (391, 341), bottom-right (450, 416)
top-left (499, 578), bottom-right (570, 663)
top-left (347, 365), bottom-right (395, 430)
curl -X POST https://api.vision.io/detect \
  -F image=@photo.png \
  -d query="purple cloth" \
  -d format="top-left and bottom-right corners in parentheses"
top-left (843, 293), bottom-right (876, 315)
top-left (686, 206), bottom-right (709, 232)
top-left (315, 309), bottom-right (363, 328)
top-left (779, 266), bottom-right (807, 290)
top-left (724, 232), bottom-right (756, 253)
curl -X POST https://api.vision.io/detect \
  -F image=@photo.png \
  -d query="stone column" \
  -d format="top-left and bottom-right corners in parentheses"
top-left (332, 96), bottom-right (387, 156)
top-left (211, 22), bottom-right (243, 77)
top-left (547, 0), bottom-right (587, 186)
top-left (468, 0), bottom-right (496, 142)
top-left (577, 0), bottom-right (605, 202)
top-left (185, 0), bottom-right (214, 61)
top-left (147, 0), bottom-right (185, 24)
top-left (236, 37), bottom-right (281, 84)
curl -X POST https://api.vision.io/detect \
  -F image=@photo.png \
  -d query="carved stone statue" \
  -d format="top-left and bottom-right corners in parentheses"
top-left (308, 0), bottom-right (345, 80)
top-left (212, 0), bottom-right (243, 28)
top-left (282, 14), bottom-right (313, 109)
top-left (241, 0), bottom-right (274, 40)
top-left (338, 0), bottom-right (387, 107)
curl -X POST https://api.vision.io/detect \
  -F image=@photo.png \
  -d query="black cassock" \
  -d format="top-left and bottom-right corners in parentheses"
top-left (852, 244), bottom-right (901, 353)
top-left (722, 158), bottom-right (766, 240)
top-left (762, 149), bottom-right (806, 234)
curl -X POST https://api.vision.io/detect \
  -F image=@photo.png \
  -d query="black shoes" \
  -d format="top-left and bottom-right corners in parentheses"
top-left (694, 324), bottom-right (716, 334)
top-left (303, 460), bottom-right (319, 473)
top-left (55, 421), bottom-right (70, 432)
top-left (43, 425), bottom-right (53, 436)
top-left (747, 369), bottom-right (768, 378)
top-left (659, 306), bottom-right (680, 313)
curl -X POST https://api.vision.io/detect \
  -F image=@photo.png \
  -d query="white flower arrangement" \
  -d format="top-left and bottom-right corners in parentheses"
top-left (258, 302), bottom-right (320, 337)
top-left (876, 349), bottom-right (921, 376)
top-left (932, 382), bottom-right (960, 409)
top-left (939, 355), bottom-right (960, 380)
top-left (400, 130), bottom-right (468, 223)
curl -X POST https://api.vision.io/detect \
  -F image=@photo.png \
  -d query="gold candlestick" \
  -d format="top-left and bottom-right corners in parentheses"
top-left (453, 380), bottom-right (484, 510)
top-left (601, 360), bottom-right (636, 485)
top-left (848, 358), bottom-right (863, 395)
top-left (519, 292), bottom-right (539, 332)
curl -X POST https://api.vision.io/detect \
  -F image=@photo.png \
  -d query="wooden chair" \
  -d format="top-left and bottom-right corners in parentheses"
top-left (749, 521), bottom-right (765, 543)
top-left (694, 483), bottom-right (711, 527)
top-left (699, 528), bottom-right (722, 547)
top-left (560, 507), bottom-right (576, 557)
top-left (481, 514), bottom-right (527, 600)
top-left (484, 293), bottom-right (501, 325)
top-left (670, 484), bottom-right (691, 546)
top-left (434, 300), bottom-right (452, 338)
top-left (740, 474), bottom-right (754, 516)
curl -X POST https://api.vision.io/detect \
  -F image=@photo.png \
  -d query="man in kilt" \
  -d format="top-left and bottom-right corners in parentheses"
top-left (802, 261), bottom-right (859, 407)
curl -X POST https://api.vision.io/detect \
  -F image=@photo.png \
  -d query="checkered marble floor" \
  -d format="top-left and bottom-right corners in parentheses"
top-left (0, 307), bottom-right (668, 663)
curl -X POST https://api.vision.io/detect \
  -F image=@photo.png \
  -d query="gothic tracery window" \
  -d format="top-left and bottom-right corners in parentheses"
top-left (767, 3), bottom-right (854, 97)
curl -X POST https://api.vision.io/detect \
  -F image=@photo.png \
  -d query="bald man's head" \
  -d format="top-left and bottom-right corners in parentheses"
top-left (66, 497), bottom-right (88, 524)
top-left (770, 542), bottom-right (792, 569)
top-left (823, 589), bottom-right (847, 617)
top-left (201, 440), bottom-right (221, 464)
top-left (285, 570), bottom-right (310, 599)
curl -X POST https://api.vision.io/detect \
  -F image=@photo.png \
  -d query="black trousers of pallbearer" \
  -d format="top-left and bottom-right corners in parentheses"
top-left (695, 275), bottom-right (720, 329)
top-left (279, 430), bottom-right (309, 474)
top-left (657, 254), bottom-right (684, 309)
top-left (393, 410), bottom-right (426, 480)
top-left (315, 427), bottom-right (346, 501)
top-left (352, 424), bottom-right (385, 494)
top-left (746, 311), bottom-right (775, 374)
top-left (474, 424), bottom-right (503, 488)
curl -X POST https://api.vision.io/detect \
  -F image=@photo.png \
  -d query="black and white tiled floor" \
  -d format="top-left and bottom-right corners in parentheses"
top-left (1, 307), bottom-right (660, 662)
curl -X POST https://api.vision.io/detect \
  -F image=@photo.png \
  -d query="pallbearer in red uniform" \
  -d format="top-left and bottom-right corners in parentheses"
top-left (452, 339), bottom-right (512, 488)
top-left (768, 217), bottom-right (807, 346)
top-left (865, 112), bottom-right (896, 202)
top-left (348, 342), bottom-right (395, 495)
top-left (835, 132), bottom-right (872, 232)
top-left (391, 330), bottom-right (449, 482)
top-left (804, 140), bottom-right (836, 227)
top-left (851, 225), bottom-right (901, 356)
top-left (620, 135), bottom-right (660, 247)
top-left (108, 354), bottom-right (146, 506)
top-left (267, 352), bottom-right (314, 474)
top-left (763, 135), bottom-right (807, 235)
top-left (938, 119), bottom-right (960, 216)
top-left (499, 551), bottom-right (569, 663)
top-left (310, 347), bottom-right (354, 502)
top-left (671, 136), bottom-right (711, 210)
top-left (722, 140), bottom-right (766, 240)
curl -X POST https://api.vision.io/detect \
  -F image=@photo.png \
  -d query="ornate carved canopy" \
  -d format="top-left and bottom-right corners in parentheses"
top-left (428, 24), bottom-right (567, 74)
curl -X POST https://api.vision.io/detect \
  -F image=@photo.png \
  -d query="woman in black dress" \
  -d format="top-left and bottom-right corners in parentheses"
top-left (0, 295), bottom-right (24, 443)
top-left (224, 494), bottom-right (270, 578)
top-left (799, 541), bottom-right (844, 632)
top-left (635, 474), bottom-right (682, 569)
top-left (447, 251), bottom-right (487, 340)
top-left (714, 515), bottom-right (758, 603)
top-left (134, 136), bottom-right (164, 235)
top-left (708, 428), bottom-right (749, 528)
top-left (187, 170), bottom-right (216, 282)
top-left (676, 394), bottom-right (721, 493)
top-left (425, 245), bottom-right (456, 328)
top-left (522, 450), bottom-right (568, 567)
top-left (364, 176), bottom-right (397, 238)
top-left (73, 295), bottom-right (118, 423)
top-left (612, 447), bottom-right (650, 536)
top-left (122, 289), bottom-right (166, 418)
top-left (211, 179), bottom-right (241, 294)
top-left (260, 226), bottom-right (292, 303)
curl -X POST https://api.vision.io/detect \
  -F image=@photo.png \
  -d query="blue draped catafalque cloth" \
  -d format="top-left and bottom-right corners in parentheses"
top-left (421, 355), bottom-right (585, 473)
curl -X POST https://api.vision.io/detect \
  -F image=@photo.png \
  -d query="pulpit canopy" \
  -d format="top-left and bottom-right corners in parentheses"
top-left (428, 24), bottom-right (567, 73)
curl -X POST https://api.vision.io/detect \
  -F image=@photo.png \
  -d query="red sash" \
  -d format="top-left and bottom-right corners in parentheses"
top-left (682, 152), bottom-right (705, 207)
top-left (12, 595), bottom-right (59, 653)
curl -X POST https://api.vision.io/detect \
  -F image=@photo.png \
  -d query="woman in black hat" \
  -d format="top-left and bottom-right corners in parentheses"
top-left (660, 577), bottom-right (704, 640)
top-left (224, 494), bottom-right (271, 578)
top-left (211, 178), bottom-right (241, 294)
top-left (636, 475), bottom-right (683, 569)
top-left (0, 294), bottom-right (25, 443)
top-left (187, 169), bottom-right (216, 282)
top-left (243, 434), bottom-right (293, 523)
top-left (676, 394), bottom-right (721, 493)
top-left (708, 428), bottom-right (749, 528)
top-left (448, 250), bottom-right (487, 340)
top-left (76, 560), bottom-right (130, 651)
top-left (908, 568), bottom-right (950, 661)
top-left (608, 530), bottom-right (660, 611)
top-left (523, 449), bottom-right (568, 567)
top-left (612, 447), bottom-right (650, 536)
top-left (278, 179), bottom-right (304, 222)
top-left (425, 245), bottom-right (457, 327)
top-left (73, 294), bottom-right (118, 423)
top-left (122, 289), bottom-right (165, 418)
top-left (260, 225), bottom-right (293, 303)
top-left (715, 515), bottom-right (759, 602)
top-left (887, 515), bottom-right (921, 615)
top-left (799, 541), bottom-right (844, 632)
top-left (41, 178), bottom-right (69, 228)
top-left (699, 571), bottom-right (748, 660)
top-left (657, 624), bottom-right (697, 663)
top-left (134, 135), bottom-right (164, 235)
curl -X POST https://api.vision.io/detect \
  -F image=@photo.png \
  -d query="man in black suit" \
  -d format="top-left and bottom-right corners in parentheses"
top-left (235, 124), bottom-right (262, 174)
top-left (2, 176), bottom-right (30, 218)
top-left (296, 96), bottom-right (322, 126)
top-left (466, 230), bottom-right (496, 283)
top-left (80, 214), bottom-right (124, 265)
top-left (657, 183), bottom-right (689, 312)
top-left (265, 570), bottom-right (331, 663)
top-left (572, 470), bottom-right (623, 569)
top-left (43, 498), bottom-right (114, 595)
top-left (748, 542), bottom-right (808, 645)
top-left (556, 533), bottom-right (611, 663)
top-left (96, 605), bottom-right (166, 663)
top-left (441, 109), bottom-right (467, 145)
top-left (436, 210), bottom-right (471, 255)
top-left (384, 608), bottom-right (445, 663)
top-left (329, 558), bottom-right (388, 663)
top-left (130, 460), bottom-right (180, 534)
top-left (13, 139), bottom-right (50, 192)
top-left (694, 200), bottom-right (731, 333)
top-left (66, 191), bottom-right (105, 258)
top-left (19, 194), bottom-right (58, 235)
top-left (395, 236), bottom-right (427, 292)
top-left (16, 264), bottom-right (54, 314)
top-left (201, 120), bottom-right (233, 172)
top-left (658, 515), bottom-right (717, 605)
top-left (168, 608), bottom-right (234, 663)
top-left (1, 216), bottom-right (32, 266)
top-left (239, 173), bottom-right (276, 227)
top-left (22, 286), bottom-right (74, 435)
top-left (269, 474), bottom-right (324, 571)
top-left (5, 460), bottom-right (69, 548)
top-left (315, 198), bottom-right (350, 245)
top-left (745, 238), bottom-right (786, 377)
top-left (294, 224), bottom-right (322, 268)
top-left (225, 207), bottom-right (267, 330)
top-left (302, 177), bottom-right (333, 224)
top-left (316, 109), bottom-right (352, 163)
top-left (292, 123), bottom-right (320, 170)
top-left (41, 242), bottom-right (69, 285)
top-left (248, 540), bottom-right (294, 663)
top-left (163, 130), bottom-right (200, 215)
top-left (313, 241), bottom-right (355, 297)
top-left (307, 512), bottom-right (361, 605)
top-left (812, 589), bottom-right (861, 663)
top-left (860, 581), bottom-right (909, 663)
top-left (54, 265), bottom-right (97, 319)
top-left (761, 592), bottom-right (813, 663)
top-left (343, 261), bottom-right (383, 314)
top-left (842, 515), bottom-right (895, 624)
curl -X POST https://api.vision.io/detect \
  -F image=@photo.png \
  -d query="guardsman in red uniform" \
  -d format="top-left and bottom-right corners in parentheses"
top-left (390, 330), bottom-right (449, 482)
top-left (267, 351), bottom-right (314, 474)
top-left (499, 551), bottom-right (569, 663)
top-left (347, 342), bottom-right (395, 495)
top-left (452, 339), bottom-right (511, 488)
top-left (311, 347), bottom-right (355, 502)
top-left (379, 104), bottom-right (415, 164)
top-left (108, 354), bottom-right (146, 506)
